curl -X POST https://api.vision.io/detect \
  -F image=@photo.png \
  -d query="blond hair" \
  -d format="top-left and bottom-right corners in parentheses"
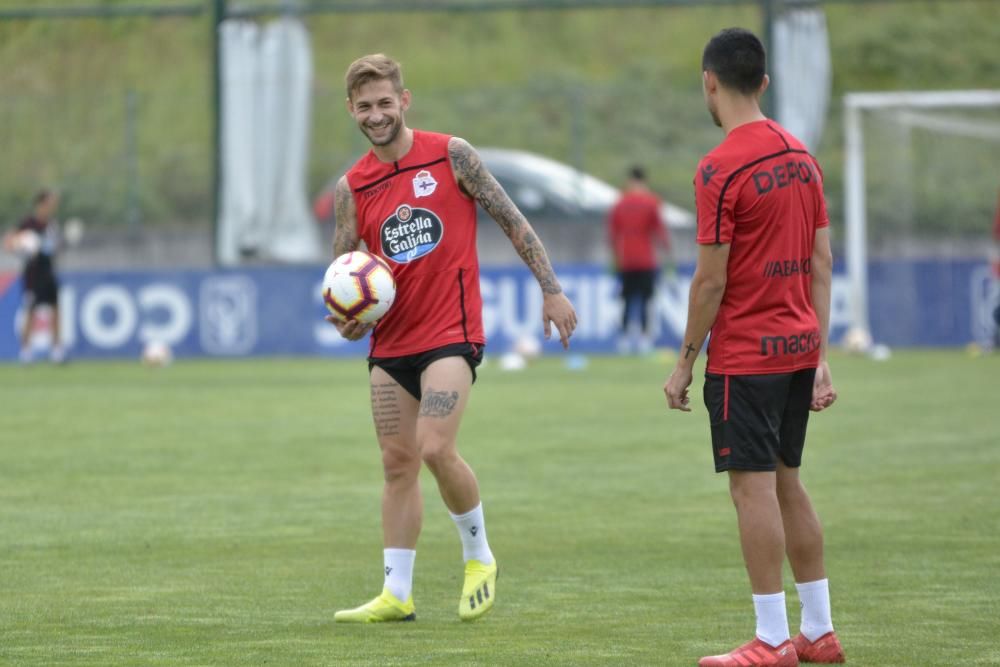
top-left (345, 53), bottom-right (404, 100)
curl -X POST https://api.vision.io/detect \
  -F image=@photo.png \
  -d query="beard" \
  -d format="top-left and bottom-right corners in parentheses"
top-left (707, 102), bottom-right (722, 128)
top-left (361, 117), bottom-right (401, 147)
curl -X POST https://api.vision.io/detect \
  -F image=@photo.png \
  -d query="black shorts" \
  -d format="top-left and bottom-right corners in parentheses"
top-left (619, 270), bottom-right (656, 300)
top-left (24, 278), bottom-right (59, 307)
top-left (24, 257), bottom-right (59, 306)
top-left (368, 342), bottom-right (484, 401)
top-left (702, 368), bottom-right (816, 472)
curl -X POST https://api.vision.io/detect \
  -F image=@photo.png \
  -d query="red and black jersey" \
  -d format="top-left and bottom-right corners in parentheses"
top-left (695, 120), bottom-right (829, 375)
top-left (346, 130), bottom-right (485, 357)
top-left (607, 189), bottom-right (669, 271)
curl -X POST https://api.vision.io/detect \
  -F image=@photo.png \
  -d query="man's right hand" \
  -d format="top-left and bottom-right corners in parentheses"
top-left (811, 361), bottom-right (837, 412)
top-left (326, 316), bottom-right (374, 341)
top-left (664, 365), bottom-right (694, 412)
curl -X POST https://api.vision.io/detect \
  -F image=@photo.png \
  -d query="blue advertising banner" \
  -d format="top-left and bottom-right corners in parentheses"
top-left (1, 260), bottom-right (997, 361)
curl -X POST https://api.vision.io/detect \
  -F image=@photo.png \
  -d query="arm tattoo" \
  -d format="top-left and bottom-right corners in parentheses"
top-left (448, 137), bottom-right (562, 295)
top-left (419, 388), bottom-right (460, 418)
top-left (370, 382), bottom-right (402, 436)
top-left (684, 343), bottom-right (696, 359)
top-left (333, 176), bottom-right (360, 258)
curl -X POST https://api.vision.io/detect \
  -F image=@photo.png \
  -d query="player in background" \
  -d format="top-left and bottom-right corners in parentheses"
top-left (992, 187), bottom-right (1000, 349)
top-left (329, 54), bottom-right (577, 623)
top-left (2, 189), bottom-right (65, 363)
top-left (607, 166), bottom-right (671, 355)
top-left (664, 29), bottom-right (844, 666)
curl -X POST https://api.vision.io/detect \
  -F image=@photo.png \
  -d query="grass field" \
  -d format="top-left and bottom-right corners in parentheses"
top-left (1, 350), bottom-right (998, 666)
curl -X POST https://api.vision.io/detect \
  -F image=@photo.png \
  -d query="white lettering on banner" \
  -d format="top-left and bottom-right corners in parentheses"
top-left (61, 287), bottom-right (75, 347)
top-left (481, 273), bottom-right (687, 343)
top-left (653, 277), bottom-right (691, 339)
top-left (77, 284), bottom-right (193, 349)
top-left (138, 284), bottom-right (192, 345)
top-left (480, 272), bottom-right (852, 347)
top-left (199, 276), bottom-right (257, 355)
top-left (80, 285), bottom-right (137, 348)
top-left (481, 276), bottom-right (545, 340)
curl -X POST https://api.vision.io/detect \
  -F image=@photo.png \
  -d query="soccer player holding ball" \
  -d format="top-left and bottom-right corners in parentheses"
top-left (2, 189), bottom-right (66, 364)
top-left (664, 29), bottom-right (844, 666)
top-left (328, 54), bottom-right (577, 623)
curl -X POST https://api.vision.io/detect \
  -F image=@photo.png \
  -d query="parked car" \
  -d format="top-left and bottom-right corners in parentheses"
top-left (313, 147), bottom-right (694, 265)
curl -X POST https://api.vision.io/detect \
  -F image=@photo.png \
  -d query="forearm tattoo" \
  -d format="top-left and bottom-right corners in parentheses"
top-left (684, 343), bottom-right (696, 359)
top-left (419, 388), bottom-right (460, 418)
top-left (371, 382), bottom-right (402, 437)
top-left (449, 138), bottom-right (562, 295)
top-left (333, 176), bottom-right (360, 258)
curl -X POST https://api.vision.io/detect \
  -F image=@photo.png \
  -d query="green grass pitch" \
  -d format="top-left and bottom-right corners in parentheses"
top-left (1, 350), bottom-right (998, 666)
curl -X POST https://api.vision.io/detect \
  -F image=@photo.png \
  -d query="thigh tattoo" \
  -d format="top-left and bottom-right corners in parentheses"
top-left (419, 388), bottom-right (460, 418)
top-left (371, 382), bottom-right (402, 436)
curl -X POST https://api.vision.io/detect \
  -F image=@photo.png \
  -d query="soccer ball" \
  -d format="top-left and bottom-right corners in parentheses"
top-left (142, 340), bottom-right (173, 367)
top-left (10, 230), bottom-right (41, 258)
top-left (322, 251), bottom-right (396, 324)
top-left (841, 326), bottom-right (873, 354)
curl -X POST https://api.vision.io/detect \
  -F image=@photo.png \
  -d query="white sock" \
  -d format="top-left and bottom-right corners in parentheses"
top-left (449, 502), bottom-right (494, 565)
top-left (796, 578), bottom-right (834, 641)
top-left (383, 548), bottom-right (415, 602)
top-left (753, 591), bottom-right (790, 648)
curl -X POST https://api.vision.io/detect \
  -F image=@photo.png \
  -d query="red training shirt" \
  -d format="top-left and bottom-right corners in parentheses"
top-left (607, 189), bottom-right (669, 271)
top-left (346, 130), bottom-right (486, 357)
top-left (695, 119), bottom-right (829, 375)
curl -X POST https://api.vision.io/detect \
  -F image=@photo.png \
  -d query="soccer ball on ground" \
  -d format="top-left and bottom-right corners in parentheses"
top-left (322, 251), bottom-right (396, 324)
top-left (841, 326), bottom-right (873, 354)
top-left (142, 340), bottom-right (173, 367)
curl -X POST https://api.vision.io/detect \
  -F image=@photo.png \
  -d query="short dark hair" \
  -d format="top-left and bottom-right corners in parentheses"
top-left (33, 189), bottom-right (53, 206)
top-left (629, 166), bottom-right (646, 182)
top-left (702, 28), bottom-right (767, 95)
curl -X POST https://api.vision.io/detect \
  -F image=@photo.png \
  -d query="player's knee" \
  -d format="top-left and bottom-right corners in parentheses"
top-left (728, 472), bottom-right (776, 507)
top-left (420, 439), bottom-right (456, 472)
top-left (776, 477), bottom-right (805, 505)
top-left (381, 446), bottom-right (420, 482)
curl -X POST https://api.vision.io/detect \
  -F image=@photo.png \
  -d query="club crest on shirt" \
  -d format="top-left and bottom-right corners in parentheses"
top-left (380, 204), bottom-right (444, 263)
top-left (412, 170), bottom-right (438, 198)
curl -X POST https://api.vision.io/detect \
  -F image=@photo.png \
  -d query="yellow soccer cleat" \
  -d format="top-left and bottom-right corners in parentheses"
top-left (334, 588), bottom-right (416, 623)
top-left (458, 559), bottom-right (498, 621)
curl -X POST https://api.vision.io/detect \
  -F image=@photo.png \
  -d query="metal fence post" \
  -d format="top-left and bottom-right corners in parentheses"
top-left (211, 0), bottom-right (227, 264)
top-left (125, 89), bottom-right (141, 230)
top-left (761, 0), bottom-right (776, 118)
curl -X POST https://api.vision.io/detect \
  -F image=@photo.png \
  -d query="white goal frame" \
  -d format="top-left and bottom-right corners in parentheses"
top-left (842, 89), bottom-right (1000, 340)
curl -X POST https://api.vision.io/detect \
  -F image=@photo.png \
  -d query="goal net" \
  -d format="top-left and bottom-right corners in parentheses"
top-left (843, 90), bottom-right (1000, 346)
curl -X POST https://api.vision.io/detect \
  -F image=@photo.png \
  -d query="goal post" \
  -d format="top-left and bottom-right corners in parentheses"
top-left (842, 89), bottom-right (1000, 342)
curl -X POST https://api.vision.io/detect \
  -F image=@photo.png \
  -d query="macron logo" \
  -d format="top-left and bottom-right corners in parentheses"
top-left (469, 526), bottom-right (478, 537)
top-left (701, 164), bottom-right (719, 185)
